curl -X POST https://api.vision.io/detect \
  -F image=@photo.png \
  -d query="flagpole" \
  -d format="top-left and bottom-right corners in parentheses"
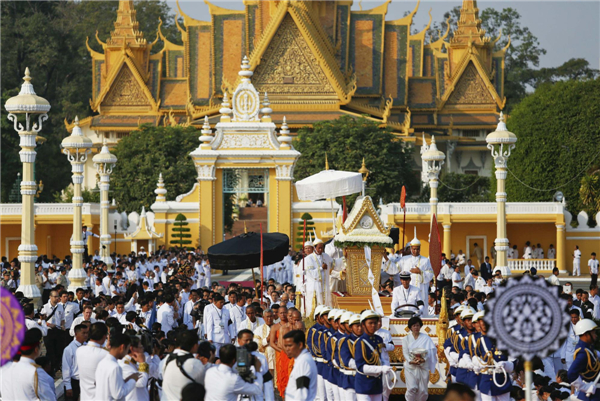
top-left (302, 220), bottom-right (307, 316)
top-left (260, 223), bottom-right (264, 304)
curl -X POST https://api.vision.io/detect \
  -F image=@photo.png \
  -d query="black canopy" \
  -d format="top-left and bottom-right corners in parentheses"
top-left (207, 232), bottom-right (290, 271)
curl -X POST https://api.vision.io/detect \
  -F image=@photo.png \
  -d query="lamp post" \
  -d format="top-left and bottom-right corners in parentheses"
top-left (486, 112), bottom-right (517, 276)
top-left (92, 138), bottom-right (117, 271)
top-left (4, 68), bottom-right (50, 303)
top-left (61, 116), bottom-right (93, 291)
top-left (421, 136), bottom-right (445, 222)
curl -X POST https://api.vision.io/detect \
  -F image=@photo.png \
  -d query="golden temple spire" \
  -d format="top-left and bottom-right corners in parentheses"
top-left (107, 0), bottom-right (146, 47)
top-left (451, 0), bottom-right (488, 45)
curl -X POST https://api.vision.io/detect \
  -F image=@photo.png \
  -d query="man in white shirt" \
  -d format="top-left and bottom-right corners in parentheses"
top-left (62, 323), bottom-right (89, 401)
top-left (238, 305), bottom-right (265, 332)
top-left (303, 239), bottom-right (334, 312)
top-left (157, 294), bottom-right (178, 334)
top-left (77, 322), bottom-right (109, 401)
top-left (547, 267), bottom-right (561, 287)
top-left (70, 305), bottom-right (97, 336)
top-left (452, 265), bottom-right (463, 289)
top-left (560, 309), bottom-right (580, 369)
top-left (283, 330), bottom-right (318, 401)
top-left (464, 267), bottom-right (475, 289)
top-left (94, 332), bottom-right (140, 401)
top-left (23, 303), bottom-right (49, 336)
top-left (183, 290), bottom-right (199, 329)
top-left (589, 252), bottom-right (598, 287)
top-left (203, 294), bottom-right (232, 355)
top-left (204, 344), bottom-right (264, 401)
top-left (161, 330), bottom-right (208, 400)
top-left (230, 293), bottom-right (248, 331)
top-left (390, 272), bottom-right (423, 316)
top-left (464, 259), bottom-right (476, 278)
top-left (3, 328), bottom-right (56, 401)
top-left (544, 244), bottom-right (554, 262)
top-left (40, 289), bottom-right (66, 374)
top-left (573, 245), bottom-right (582, 276)
top-left (60, 290), bottom-right (80, 333)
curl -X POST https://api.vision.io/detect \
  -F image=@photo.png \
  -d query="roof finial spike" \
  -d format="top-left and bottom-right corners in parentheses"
top-left (74, 116), bottom-right (80, 126)
top-left (325, 153), bottom-right (329, 170)
top-left (24, 67), bottom-right (31, 82)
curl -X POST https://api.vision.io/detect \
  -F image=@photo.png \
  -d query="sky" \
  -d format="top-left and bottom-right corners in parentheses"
top-left (166, 0), bottom-right (600, 70)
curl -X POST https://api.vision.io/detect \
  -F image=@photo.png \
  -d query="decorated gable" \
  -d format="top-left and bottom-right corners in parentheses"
top-left (102, 64), bottom-right (152, 109)
top-left (446, 62), bottom-right (495, 106)
top-left (252, 14), bottom-right (336, 99)
top-left (335, 196), bottom-right (391, 247)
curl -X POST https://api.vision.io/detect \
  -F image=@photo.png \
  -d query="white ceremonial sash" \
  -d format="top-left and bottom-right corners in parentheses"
top-left (365, 246), bottom-right (385, 316)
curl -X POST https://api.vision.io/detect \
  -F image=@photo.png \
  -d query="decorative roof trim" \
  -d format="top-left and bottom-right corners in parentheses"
top-left (92, 55), bottom-right (159, 112)
top-left (386, 0), bottom-right (419, 26)
top-left (438, 51), bottom-right (504, 110)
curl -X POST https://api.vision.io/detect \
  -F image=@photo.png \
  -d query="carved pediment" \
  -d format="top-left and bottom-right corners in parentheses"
top-left (253, 14), bottom-right (335, 96)
top-left (102, 65), bottom-right (151, 107)
top-left (446, 63), bottom-right (494, 105)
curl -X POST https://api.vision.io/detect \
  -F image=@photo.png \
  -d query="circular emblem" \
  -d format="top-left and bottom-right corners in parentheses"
top-left (359, 216), bottom-right (374, 229)
top-left (484, 274), bottom-right (568, 360)
top-left (1, 287), bottom-right (26, 366)
top-left (232, 88), bottom-right (259, 121)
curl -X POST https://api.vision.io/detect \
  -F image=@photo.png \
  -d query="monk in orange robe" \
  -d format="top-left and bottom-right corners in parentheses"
top-left (269, 305), bottom-right (295, 397)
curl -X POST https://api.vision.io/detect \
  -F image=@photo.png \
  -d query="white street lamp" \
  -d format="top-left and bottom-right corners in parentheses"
top-left (92, 138), bottom-right (117, 271)
top-left (61, 116), bottom-right (93, 290)
top-left (421, 136), bottom-right (446, 221)
top-left (5, 68), bottom-right (50, 303)
top-left (486, 112), bottom-right (517, 276)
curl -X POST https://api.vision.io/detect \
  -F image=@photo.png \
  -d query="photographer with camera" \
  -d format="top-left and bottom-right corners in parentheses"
top-left (204, 344), bottom-right (264, 401)
top-left (237, 329), bottom-right (273, 401)
top-left (161, 330), bottom-right (207, 400)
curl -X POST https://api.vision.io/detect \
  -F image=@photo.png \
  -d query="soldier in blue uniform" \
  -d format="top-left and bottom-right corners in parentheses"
top-left (568, 319), bottom-right (600, 401)
top-left (355, 310), bottom-right (394, 401)
top-left (472, 311), bottom-right (514, 401)
top-left (321, 308), bottom-right (339, 400)
top-left (456, 307), bottom-right (478, 390)
top-left (339, 313), bottom-right (362, 401)
top-left (330, 310), bottom-right (346, 398)
top-left (308, 305), bottom-right (328, 401)
top-left (445, 305), bottom-right (466, 382)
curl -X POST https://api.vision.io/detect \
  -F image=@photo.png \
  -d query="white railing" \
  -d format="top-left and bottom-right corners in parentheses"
top-left (0, 203), bottom-right (100, 216)
top-left (381, 202), bottom-right (564, 217)
top-left (508, 259), bottom-right (556, 271)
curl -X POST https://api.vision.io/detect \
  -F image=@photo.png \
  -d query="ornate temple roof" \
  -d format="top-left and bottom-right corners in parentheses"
top-left (75, 0), bottom-right (506, 139)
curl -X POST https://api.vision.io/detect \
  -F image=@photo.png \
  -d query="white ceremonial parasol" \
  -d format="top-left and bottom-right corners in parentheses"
top-left (295, 169), bottom-right (363, 235)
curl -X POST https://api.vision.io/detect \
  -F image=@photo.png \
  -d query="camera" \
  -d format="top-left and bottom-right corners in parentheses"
top-left (236, 342), bottom-right (258, 383)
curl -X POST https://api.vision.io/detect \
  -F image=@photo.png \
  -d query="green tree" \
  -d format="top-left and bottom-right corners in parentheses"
top-left (296, 213), bottom-right (315, 250)
top-left (1, 0), bottom-right (180, 202)
top-left (419, 173), bottom-right (492, 203)
top-left (499, 78), bottom-right (600, 216)
top-left (580, 167), bottom-right (600, 220)
top-left (293, 116), bottom-right (419, 206)
top-left (53, 185), bottom-right (100, 203)
top-left (111, 124), bottom-right (198, 211)
top-left (170, 213), bottom-right (192, 248)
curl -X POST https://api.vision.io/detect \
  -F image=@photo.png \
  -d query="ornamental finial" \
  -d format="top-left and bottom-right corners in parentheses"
top-left (155, 173), bottom-right (167, 201)
top-left (278, 116), bottom-right (292, 149)
top-left (199, 115), bottom-right (214, 148)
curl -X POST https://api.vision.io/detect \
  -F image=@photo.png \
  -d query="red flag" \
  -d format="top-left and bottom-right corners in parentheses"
top-left (400, 186), bottom-right (406, 209)
top-left (260, 223), bottom-right (264, 303)
top-left (342, 196), bottom-right (348, 223)
top-left (429, 214), bottom-right (442, 276)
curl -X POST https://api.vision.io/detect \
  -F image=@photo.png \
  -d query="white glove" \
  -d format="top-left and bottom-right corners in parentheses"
top-left (333, 360), bottom-right (339, 368)
top-left (497, 360), bottom-right (514, 374)
top-left (381, 365), bottom-right (393, 374)
top-left (472, 357), bottom-right (483, 374)
top-left (581, 380), bottom-right (597, 396)
top-left (446, 349), bottom-right (459, 367)
top-left (571, 377), bottom-right (584, 391)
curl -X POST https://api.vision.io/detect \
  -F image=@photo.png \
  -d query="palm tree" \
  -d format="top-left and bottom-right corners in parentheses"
top-left (580, 166), bottom-right (600, 217)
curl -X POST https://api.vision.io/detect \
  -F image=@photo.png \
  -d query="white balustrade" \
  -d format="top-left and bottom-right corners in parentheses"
top-left (508, 259), bottom-right (556, 272)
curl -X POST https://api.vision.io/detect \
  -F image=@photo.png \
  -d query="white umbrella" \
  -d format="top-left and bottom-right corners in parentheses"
top-left (295, 169), bottom-right (363, 235)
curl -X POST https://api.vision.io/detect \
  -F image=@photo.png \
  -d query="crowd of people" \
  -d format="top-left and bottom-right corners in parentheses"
top-left (0, 233), bottom-right (599, 401)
